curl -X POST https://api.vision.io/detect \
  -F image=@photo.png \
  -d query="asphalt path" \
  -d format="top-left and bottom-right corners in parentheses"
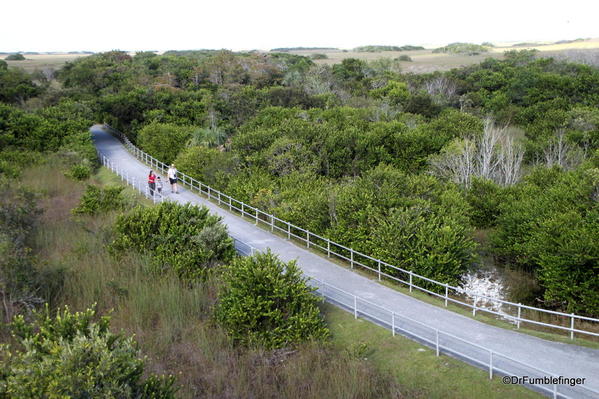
top-left (92, 125), bottom-right (599, 398)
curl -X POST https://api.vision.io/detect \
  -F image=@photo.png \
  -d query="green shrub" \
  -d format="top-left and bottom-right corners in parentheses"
top-left (67, 163), bottom-right (92, 180)
top-left (0, 150), bottom-right (41, 178)
top-left (5, 53), bottom-right (25, 61)
top-left (137, 123), bottom-right (193, 164)
top-left (72, 185), bottom-right (126, 215)
top-left (465, 177), bottom-right (505, 228)
top-left (396, 55), bottom-right (413, 62)
top-left (215, 250), bottom-right (329, 349)
top-left (111, 202), bottom-right (235, 280)
top-left (1, 305), bottom-right (176, 398)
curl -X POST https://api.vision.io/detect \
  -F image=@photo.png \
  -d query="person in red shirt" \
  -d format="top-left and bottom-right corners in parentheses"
top-left (148, 170), bottom-right (157, 196)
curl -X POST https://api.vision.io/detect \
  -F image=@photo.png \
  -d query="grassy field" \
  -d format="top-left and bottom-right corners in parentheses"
top-left (4, 38), bottom-right (599, 75)
top-left (3, 53), bottom-right (88, 72)
top-left (13, 159), bottom-right (541, 398)
top-left (287, 38), bottom-right (599, 72)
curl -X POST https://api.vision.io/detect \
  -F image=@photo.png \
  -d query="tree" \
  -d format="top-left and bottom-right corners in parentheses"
top-left (4, 53), bottom-right (25, 61)
top-left (430, 119), bottom-right (524, 188)
top-left (1, 306), bottom-right (176, 398)
top-left (0, 67), bottom-right (41, 104)
top-left (215, 250), bottom-right (329, 348)
top-left (137, 122), bottom-right (192, 164)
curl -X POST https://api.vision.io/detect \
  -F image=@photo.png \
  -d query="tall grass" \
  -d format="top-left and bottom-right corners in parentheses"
top-left (23, 163), bottom-right (402, 399)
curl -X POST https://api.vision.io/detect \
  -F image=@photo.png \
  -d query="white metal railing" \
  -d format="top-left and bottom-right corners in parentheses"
top-left (98, 152), bottom-right (167, 204)
top-left (101, 124), bottom-right (599, 340)
top-left (98, 147), bottom-right (599, 399)
top-left (234, 236), bottom-right (599, 399)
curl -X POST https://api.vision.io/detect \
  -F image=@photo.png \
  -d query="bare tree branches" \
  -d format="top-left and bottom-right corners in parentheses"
top-left (430, 119), bottom-right (524, 188)
top-left (543, 128), bottom-right (584, 170)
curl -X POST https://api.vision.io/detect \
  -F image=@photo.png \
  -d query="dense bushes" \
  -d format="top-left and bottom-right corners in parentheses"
top-left (491, 167), bottom-right (599, 315)
top-left (111, 202), bottom-right (235, 280)
top-left (1, 306), bottom-right (176, 397)
top-left (327, 166), bottom-right (476, 286)
top-left (137, 122), bottom-right (192, 164)
top-left (72, 185), bottom-right (127, 215)
top-left (215, 250), bottom-right (329, 348)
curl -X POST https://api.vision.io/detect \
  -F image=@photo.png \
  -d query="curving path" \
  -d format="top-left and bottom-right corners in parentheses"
top-left (92, 126), bottom-right (599, 398)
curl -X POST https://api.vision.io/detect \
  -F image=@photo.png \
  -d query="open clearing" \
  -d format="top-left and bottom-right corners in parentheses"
top-left (286, 38), bottom-right (599, 72)
top-left (2, 53), bottom-right (87, 72)
top-left (4, 38), bottom-right (599, 74)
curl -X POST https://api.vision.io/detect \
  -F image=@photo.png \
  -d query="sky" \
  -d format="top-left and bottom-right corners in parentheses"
top-left (2, 0), bottom-right (598, 52)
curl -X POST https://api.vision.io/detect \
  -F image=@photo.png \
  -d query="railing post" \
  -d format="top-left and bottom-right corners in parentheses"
top-left (517, 304), bottom-right (521, 329)
top-left (287, 223), bottom-right (291, 240)
top-left (435, 329), bottom-right (439, 356)
top-left (208, 186), bottom-right (211, 199)
top-left (409, 271), bottom-right (413, 292)
top-left (241, 202), bottom-right (245, 217)
top-left (327, 239), bottom-right (330, 258)
top-left (570, 314), bottom-right (575, 340)
top-left (354, 296), bottom-right (357, 319)
top-left (444, 285), bottom-right (448, 307)
top-left (217, 191), bottom-right (221, 205)
top-left (391, 312), bottom-right (395, 336)
top-left (489, 350), bottom-right (493, 379)
top-left (553, 382), bottom-right (557, 399)
top-left (270, 215), bottom-right (274, 231)
top-left (229, 196), bottom-right (232, 211)
top-left (350, 249), bottom-right (354, 269)
top-left (255, 209), bottom-right (258, 225)
top-left (472, 296), bottom-right (477, 317)
top-left (378, 259), bottom-right (381, 281)
top-left (306, 231), bottom-right (310, 248)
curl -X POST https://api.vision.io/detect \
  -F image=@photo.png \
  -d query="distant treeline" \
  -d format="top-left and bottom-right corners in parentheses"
top-left (271, 47), bottom-right (338, 52)
top-left (432, 42), bottom-right (489, 55)
top-left (354, 45), bottom-right (424, 52)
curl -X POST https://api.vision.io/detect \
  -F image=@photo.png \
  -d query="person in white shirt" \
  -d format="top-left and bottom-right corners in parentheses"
top-left (167, 164), bottom-right (179, 194)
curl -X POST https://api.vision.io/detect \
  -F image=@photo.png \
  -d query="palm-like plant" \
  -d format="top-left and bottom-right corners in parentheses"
top-left (187, 126), bottom-right (227, 148)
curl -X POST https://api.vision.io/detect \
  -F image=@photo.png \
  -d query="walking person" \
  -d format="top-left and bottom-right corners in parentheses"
top-left (167, 164), bottom-right (179, 194)
top-left (156, 176), bottom-right (163, 196)
top-left (148, 170), bottom-right (156, 197)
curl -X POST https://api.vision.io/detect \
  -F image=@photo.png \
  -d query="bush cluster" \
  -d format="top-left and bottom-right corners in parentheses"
top-left (72, 184), bottom-right (127, 215)
top-left (111, 202), bottom-right (235, 280)
top-left (215, 250), bottom-right (329, 348)
top-left (1, 306), bottom-right (176, 398)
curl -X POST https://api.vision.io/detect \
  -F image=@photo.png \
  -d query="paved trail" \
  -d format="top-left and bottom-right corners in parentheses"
top-left (92, 126), bottom-right (599, 398)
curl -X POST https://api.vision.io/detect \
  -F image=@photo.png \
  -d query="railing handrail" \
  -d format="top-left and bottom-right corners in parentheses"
top-left (101, 124), bottom-right (599, 339)
top-left (98, 146), bottom-right (599, 399)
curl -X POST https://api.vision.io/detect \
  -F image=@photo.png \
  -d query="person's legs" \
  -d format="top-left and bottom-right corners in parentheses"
top-left (149, 182), bottom-right (155, 196)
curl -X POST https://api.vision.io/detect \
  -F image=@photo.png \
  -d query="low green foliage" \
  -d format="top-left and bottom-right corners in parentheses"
top-left (111, 202), bottom-right (235, 280)
top-left (0, 150), bottom-right (41, 178)
top-left (72, 184), bottom-right (126, 215)
top-left (215, 250), bottom-right (329, 349)
top-left (67, 163), bottom-right (92, 180)
top-left (1, 305), bottom-right (176, 398)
